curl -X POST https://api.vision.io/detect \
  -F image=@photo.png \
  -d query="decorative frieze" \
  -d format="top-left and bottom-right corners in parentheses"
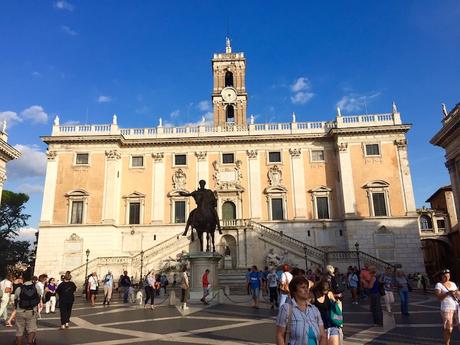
top-left (105, 149), bottom-right (121, 160)
top-left (246, 150), bottom-right (258, 159)
top-left (152, 152), bottom-right (164, 162)
top-left (46, 150), bottom-right (57, 161)
top-left (195, 151), bottom-right (207, 160)
top-left (289, 148), bottom-right (301, 157)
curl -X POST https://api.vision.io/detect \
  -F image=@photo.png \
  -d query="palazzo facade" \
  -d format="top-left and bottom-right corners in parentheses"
top-left (35, 40), bottom-right (425, 281)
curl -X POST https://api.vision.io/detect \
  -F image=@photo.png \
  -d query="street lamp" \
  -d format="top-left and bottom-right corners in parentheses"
top-left (84, 249), bottom-right (90, 296)
top-left (140, 250), bottom-right (144, 283)
top-left (304, 246), bottom-right (308, 271)
top-left (354, 242), bottom-right (361, 271)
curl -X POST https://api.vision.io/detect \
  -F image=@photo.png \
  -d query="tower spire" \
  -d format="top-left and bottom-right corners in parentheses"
top-left (226, 37), bottom-right (232, 53)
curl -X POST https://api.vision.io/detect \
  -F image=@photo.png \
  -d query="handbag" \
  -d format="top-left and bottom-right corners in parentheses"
top-left (280, 273), bottom-right (290, 295)
top-left (329, 300), bottom-right (343, 328)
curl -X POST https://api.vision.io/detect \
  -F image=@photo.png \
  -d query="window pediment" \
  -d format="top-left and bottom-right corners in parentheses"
top-left (168, 190), bottom-right (190, 197)
top-left (65, 189), bottom-right (89, 197)
top-left (123, 191), bottom-right (146, 199)
top-left (264, 185), bottom-right (288, 194)
top-left (309, 186), bottom-right (332, 194)
top-left (362, 180), bottom-right (389, 189)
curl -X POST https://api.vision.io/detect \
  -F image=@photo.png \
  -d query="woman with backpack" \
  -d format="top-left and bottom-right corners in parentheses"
top-left (56, 271), bottom-right (76, 330)
top-left (312, 280), bottom-right (343, 345)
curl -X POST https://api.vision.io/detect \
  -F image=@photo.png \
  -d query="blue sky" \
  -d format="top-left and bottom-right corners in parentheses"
top-left (0, 1), bottom-right (459, 241)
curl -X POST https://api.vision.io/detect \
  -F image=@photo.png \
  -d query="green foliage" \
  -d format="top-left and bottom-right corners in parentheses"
top-left (0, 190), bottom-right (31, 277)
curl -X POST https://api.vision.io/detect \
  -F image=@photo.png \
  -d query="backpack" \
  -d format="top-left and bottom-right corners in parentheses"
top-left (329, 300), bottom-right (343, 328)
top-left (19, 284), bottom-right (40, 310)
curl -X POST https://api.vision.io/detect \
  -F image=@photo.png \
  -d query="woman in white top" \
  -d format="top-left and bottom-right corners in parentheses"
top-left (435, 269), bottom-right (459, 345)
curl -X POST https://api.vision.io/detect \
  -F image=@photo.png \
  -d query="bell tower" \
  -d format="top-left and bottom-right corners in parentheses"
top-left (212, 38), bottom-right (247, 126)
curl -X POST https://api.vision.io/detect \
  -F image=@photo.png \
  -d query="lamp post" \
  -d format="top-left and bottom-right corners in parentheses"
top-left (354, 242), bottom-right (361, 272)
top-left (84, 249), bottom-right (90, 295)
top-left (304, 246), bottom-right (308, 271)
top-left (140, 250), bottom-right (144, 283)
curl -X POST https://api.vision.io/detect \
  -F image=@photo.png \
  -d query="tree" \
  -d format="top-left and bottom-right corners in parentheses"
top-left (0, 190), bottom-right (31, 277)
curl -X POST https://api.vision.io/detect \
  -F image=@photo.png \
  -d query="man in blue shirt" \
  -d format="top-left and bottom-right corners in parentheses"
top-left (249, 265), bottom-right (261, 309)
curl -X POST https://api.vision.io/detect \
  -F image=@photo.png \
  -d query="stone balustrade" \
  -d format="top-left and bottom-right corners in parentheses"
top-left (51, 113), bottom-right (402, 138)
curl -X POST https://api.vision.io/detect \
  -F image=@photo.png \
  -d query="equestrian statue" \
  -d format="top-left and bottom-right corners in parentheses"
top-left (179, 180), bottom-right (222, 252)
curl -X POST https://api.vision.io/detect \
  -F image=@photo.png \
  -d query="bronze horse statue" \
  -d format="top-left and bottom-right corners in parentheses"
top-left (179, 180), bottom-right (222, 252)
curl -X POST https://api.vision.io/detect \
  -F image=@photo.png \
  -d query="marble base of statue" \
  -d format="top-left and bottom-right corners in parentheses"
top-left (185, 252), bottom-right (222, 301)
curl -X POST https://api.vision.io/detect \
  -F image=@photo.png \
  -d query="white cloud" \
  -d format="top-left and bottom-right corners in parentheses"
top-left (0, 111), bottom-right (23, 127)
top-left (61, 25), bottom-right (78, 36)
top-left (54, 1), bottom-right (74, 11)
top-left (97, 95), bottom-right (112, 103)
top-left (336, 92), bottom-right (381, 113)
top-left (290, 77), bottom-right (314, 105)
top-left (185, 111), bottom-right (213, 127)
top-left (17, 183), bottom-right (44, 194)
top-left (291, 92), bottom-right (314, 105)
top-left (8, 145), bottom-right (47, 179)
top-left (21, 105), bottom-right (48, 124)
top-left (170, 110), bottom-right (180, 118)
top-left (197, 100), bottom-right (211, 112)
top-left (17, 227), bottom-right (38, 244)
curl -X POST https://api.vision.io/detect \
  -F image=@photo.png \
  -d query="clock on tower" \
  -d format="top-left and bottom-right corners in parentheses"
top-left (211, 38), bottom-right (247, 126)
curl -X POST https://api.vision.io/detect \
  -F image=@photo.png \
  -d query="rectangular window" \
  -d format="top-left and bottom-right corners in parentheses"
top-left (132, 156), bottom-right (144, 167)
top-left (76, 153), bottom-right (89, 165)
top-left (129, 202), bottom-right (141, 224)
top-left (222, 153), bottom-right (235, 164)
top-left (311, 150), bottom-right (325, 162)
top-left (70, 201), bottom-right (83, 224)
top-left (174, 201), bottom-right (186, 223)
top-left (316, 197), bottom-right (330, 219)
top-left (268, 151), bottom-right (281, 163)
top-left (271, 198), bottom-right (284, 220)
top-left (365, 144), bottom-right (380, 156)
top-left (372, 192), bottom-right (387, 216)
top-left (174, 154), bottom-right (187, 166)
top-left (437, 219), bottom-right (446, 229)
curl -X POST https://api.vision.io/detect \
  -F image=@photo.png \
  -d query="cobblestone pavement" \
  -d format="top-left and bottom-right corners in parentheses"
top-left (1, 290), bottom-right (459, 344)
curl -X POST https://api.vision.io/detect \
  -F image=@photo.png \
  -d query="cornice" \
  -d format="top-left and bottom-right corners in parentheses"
top-left (329, 124), bottom-right (411, 137)
top-left (430, 116), bottom-right (460, 148)
top-left (0, 140), bottom-right (21, 161)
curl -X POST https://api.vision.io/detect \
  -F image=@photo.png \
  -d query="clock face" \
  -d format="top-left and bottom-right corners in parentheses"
top-left (221, 87), bottom-right (237, 103)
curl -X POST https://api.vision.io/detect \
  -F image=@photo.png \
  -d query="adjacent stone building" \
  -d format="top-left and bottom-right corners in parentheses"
top-left (34, 39), bottom-right (425, 281)
top-left (0, 123), bottom-right (21, 201)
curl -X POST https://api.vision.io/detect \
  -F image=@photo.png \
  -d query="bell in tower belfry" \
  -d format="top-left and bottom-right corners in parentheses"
top-left (212, 38), bottom-right (247, 126)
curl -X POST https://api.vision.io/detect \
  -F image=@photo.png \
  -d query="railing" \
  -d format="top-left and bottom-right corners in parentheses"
top-left (326, 251), bottom-right (396, 271)
top-left (132, 231), bottom-right (189, 263)
top-left (51, 113), bottom-right (401, 138)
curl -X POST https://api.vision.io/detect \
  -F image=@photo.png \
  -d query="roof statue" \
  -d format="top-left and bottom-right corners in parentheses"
top-left (392, 102), bottom-right (398, 114)
top-left (112, 114), bottom-right (118, 125)
top-left (54, 115), bottom-right (60, 126)
top-left (442, 103), bottom-right (448, 117)
top-left (250, 114), bottom-right (254, 125)
top-left (292, 112), bottom-right (296, 123)
top-left (336, 107), bottom-right (342, 117)
top-left (2, 120), bottom-right (6, 133)
top-left (201, 115), bottom-right (206, 124)
top-left (158, 117), bottom-right (163, 127)
top-left (226, 37), bottom-right (232, 54)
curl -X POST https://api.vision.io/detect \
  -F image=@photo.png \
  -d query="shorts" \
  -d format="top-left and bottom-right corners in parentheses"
top-left (15, 309), bottom-right (38, 337)
top-left (89, 289), bottom-right (98, 295)
top-left (327, 327), bottom-right (341, 337)
top-left (441, 310), bottom-right (458, 330)
top-left (251, 288), bottom-right (260, 299)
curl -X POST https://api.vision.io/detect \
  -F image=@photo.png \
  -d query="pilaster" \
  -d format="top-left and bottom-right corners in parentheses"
top-left (394, 139), bottom-right (417, 215)
top-left (102, 149), bottom-right (122, 224)
top-left (247, 150), bottom-right (261, 219)
top-left (289, 148), bottom-right (307, 219)
top-left (152, 152), bottom-right (165, 224)
top-left (195, 151), bottom-right (208, 183)
top-left (40, 150), bottom-right (58, 224)
top-left (336, 142), bottom-right (357, 217)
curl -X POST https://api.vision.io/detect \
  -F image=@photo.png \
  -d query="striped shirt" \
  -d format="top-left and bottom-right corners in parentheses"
top-left (276, 299), bottom-right (323, 345)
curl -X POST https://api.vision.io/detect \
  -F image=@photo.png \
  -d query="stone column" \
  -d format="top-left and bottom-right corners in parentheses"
top-left (40, 150), bottom-right (58, 224)
top-left (394, 139), bottom-right (417, 215)
top-left (102, 150), bottom-right (122, 224)
top-left (247, 150), bottom-right (261, 219)
top-left (152, 152), bottom-right (165, 224)
top-left (446, 159), bottom-right (460, 224)
top-left (336, 142), bottom-right (357, 217)
top-left (289, 148), bottom-right (307, 219)
top-left (195, 151), bottom-right (208, 184)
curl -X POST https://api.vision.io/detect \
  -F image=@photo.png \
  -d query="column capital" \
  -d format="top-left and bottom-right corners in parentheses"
top-left (445, 159), bottom-right (456, 173)
top-left (394, 139), bottom-right (407, 150)
top-left (152, 152), bottom-right (164, 162)
top-left (289, 148), bottom-right (301, 157)
top-left (0, 171), bottom-right (7, 184)
top-left (246, 150), bottom-right (258, 159)
top-left (195, 151), bottom-right (207, 160)
top-left (46, 150), bottom-right (57, 161)
top-left (105, 149), bottom-right (121, 160)
top-left (337, 142), bottom-right (348, 152)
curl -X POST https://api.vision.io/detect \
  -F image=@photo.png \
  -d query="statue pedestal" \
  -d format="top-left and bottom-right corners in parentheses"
top-left (223, 255), bottom-right (232, 269)
top-left (186, 252), bottom-right (222, 301)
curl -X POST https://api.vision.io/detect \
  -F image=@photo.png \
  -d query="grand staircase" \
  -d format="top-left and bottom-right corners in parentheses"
top-left (70, 219), bottom-right (395, 286)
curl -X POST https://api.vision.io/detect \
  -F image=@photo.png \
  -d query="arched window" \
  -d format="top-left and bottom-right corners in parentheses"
top-left (420, 215), bottom-right (433, 230)
top-left (225, 71), bottom-right (234, 87)
top-left (226, 105), bottom-right (235, 123)
top-left (222, 201), bottom-right (236, 220)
